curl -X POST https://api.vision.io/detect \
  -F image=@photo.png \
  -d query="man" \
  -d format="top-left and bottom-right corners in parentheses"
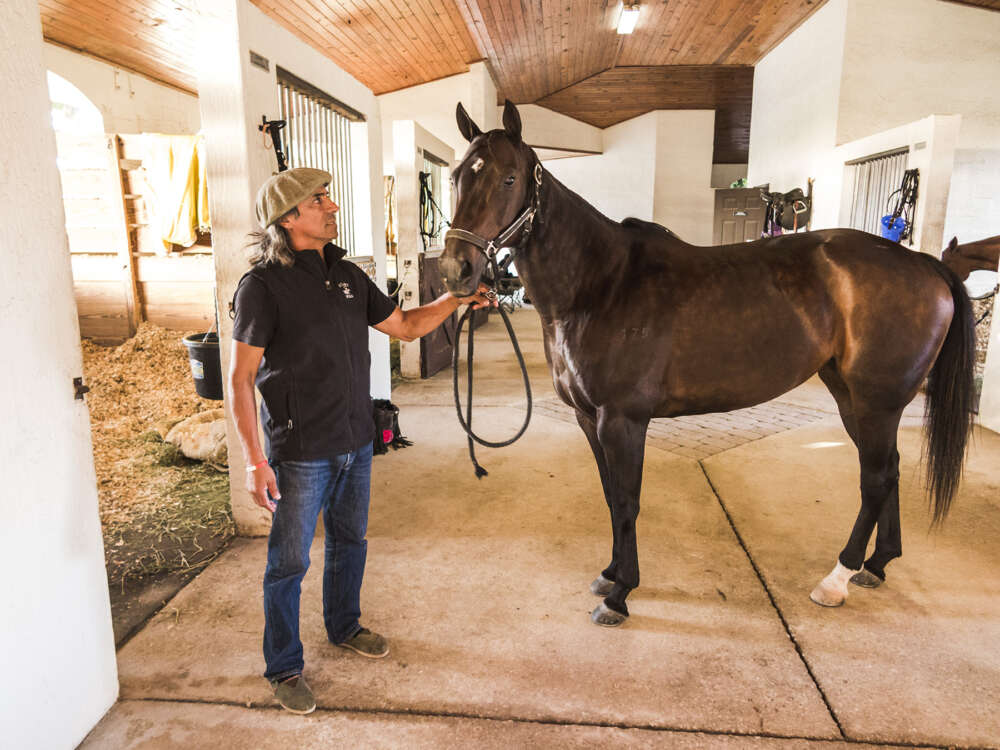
top-left (229, 167), bottom-right (490, 714)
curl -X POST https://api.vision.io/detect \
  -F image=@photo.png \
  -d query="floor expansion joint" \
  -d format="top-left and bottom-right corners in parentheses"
top-left (697, 461), bottom-right (848, 741)
top-left (123, 696), bottom-right (981, 748)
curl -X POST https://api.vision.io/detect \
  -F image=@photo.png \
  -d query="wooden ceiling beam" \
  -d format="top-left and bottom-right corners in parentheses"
top-left (536, 65), bottom-right (754, 163)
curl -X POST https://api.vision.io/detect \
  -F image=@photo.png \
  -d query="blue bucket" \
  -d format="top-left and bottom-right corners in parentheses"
top-left (880, 215), bottom-right (906, 242)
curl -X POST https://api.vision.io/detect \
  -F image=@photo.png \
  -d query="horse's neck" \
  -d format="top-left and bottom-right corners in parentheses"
top-left (517, 173), bottom-right (626, 319)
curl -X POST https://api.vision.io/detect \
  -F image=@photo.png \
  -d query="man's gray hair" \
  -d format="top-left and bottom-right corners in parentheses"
top-left (247, 209), bottom-right (297, 267)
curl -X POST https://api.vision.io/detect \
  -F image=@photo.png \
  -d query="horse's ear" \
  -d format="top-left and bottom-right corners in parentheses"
top-left (456, 102), bottom-right (482, 142)
top-left (502, 99), bottom-right (522, 142)
top-left (947, 236), bottom-right (958, 252)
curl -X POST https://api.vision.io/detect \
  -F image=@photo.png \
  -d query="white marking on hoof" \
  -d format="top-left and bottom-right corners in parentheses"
top-left (591, 602), bottom-right (628, 627)
top-left (809, 562), bottom-right (860, 607)
top-left (850, 569), bottom-right (883, 589)
top-left (590, 575), bottom-right (615, 597)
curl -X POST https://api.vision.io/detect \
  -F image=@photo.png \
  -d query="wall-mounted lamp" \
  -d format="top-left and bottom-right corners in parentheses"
top-left (617, 3), bottom-right (640, 34)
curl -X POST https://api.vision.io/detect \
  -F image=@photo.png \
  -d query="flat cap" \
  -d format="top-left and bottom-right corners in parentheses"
top-left (255, 167), bottom-right (332, 228)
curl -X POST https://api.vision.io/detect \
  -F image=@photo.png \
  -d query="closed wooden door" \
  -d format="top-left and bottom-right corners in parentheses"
top-left (713, 188), bottom-right (766, 245)
top-left (419, 252), bottom-right (456, 378)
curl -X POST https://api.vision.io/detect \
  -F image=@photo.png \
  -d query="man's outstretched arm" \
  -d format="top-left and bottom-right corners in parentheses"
top-left (373, 285), bottom-right (493, 342)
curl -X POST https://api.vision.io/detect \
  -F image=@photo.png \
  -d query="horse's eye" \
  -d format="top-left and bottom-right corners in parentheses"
top-left (504, 175), bottom-right (516, 186)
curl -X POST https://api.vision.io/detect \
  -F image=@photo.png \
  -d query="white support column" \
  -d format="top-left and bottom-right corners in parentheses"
top-left (195, 0), bottom-right (278, 536)
top-left (392, 121), bottom-right (422, 378)
top-left (0, 1), bottom-right (118, 746)
top-left (468, 61), bottom-right (500, 132)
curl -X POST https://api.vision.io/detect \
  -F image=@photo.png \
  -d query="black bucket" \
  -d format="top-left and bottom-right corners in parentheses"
top-left (182, 332), bottom-right (223, 400)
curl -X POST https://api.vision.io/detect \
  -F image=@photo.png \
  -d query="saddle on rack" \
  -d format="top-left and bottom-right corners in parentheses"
top-left (760, 181), bottom-right (813, 233)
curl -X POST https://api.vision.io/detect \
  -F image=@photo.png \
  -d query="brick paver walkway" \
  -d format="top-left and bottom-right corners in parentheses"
top-left (532, 397), bottom-right (829, 460)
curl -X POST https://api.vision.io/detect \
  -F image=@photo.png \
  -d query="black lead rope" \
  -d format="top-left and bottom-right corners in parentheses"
top-left (452, 298), bottom-right (532, 478)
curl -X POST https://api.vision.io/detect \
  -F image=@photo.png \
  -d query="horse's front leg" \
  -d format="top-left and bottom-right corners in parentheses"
top-left (590, 408), bottom-right (649, 627)
top-left (574, 409), bottom-right (619, 596)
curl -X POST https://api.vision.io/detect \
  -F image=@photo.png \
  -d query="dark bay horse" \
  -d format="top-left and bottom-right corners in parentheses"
top-left (441, 101), bottom-right (975, 627)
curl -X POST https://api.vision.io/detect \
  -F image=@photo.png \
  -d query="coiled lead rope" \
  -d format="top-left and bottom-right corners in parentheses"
top-left (451, 291), bottom-right (532, 478)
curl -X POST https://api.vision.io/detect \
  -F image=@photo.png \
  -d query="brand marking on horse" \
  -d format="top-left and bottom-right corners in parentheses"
top-left (471, 157), bottom-right (485, 173)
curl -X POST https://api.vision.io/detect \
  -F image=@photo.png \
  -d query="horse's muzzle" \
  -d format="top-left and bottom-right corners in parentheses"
top-left (439, 249), bottom-right (478, 296)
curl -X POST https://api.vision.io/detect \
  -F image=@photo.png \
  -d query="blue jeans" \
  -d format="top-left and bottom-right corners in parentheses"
top-left (262, 442), bottom-right (373, 682)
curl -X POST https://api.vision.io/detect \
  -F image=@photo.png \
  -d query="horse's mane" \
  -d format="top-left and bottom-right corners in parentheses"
top-left (621, 217), bottom-right (676, 239)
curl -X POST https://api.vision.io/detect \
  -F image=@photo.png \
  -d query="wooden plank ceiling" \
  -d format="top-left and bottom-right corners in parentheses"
top-left (40, 0), bottom-right (834, 162)
top-left (538, 66), bottom-right (755, 164)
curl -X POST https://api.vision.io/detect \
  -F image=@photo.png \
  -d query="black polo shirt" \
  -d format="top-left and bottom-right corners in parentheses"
top-left (232, 243), bottom-right (397, 461)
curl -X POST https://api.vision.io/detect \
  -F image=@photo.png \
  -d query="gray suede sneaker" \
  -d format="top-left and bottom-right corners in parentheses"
top-left (335, 627), bottom-right (389, 658)
top-left (271, 675), bottom-right (316, 714)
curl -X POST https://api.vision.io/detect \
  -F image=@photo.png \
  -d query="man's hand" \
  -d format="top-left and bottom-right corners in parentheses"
top-left (453, 282), bottom-right (498, 310)
top-left (248, 464), bottom-right (280, 513)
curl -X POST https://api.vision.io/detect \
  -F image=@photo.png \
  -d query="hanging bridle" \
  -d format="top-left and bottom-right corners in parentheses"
top-left (443, 160), bottom-right (543, 478)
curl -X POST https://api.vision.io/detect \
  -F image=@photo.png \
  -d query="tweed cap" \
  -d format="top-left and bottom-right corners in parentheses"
top-left (255, 167), bottom-right (332, 228)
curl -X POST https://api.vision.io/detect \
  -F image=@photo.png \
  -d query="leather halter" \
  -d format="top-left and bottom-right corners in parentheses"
top-left (444, 162), bottom-right (543, 266)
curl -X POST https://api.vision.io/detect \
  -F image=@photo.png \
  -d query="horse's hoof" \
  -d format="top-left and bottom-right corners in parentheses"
top-left (809, 561), bottom-right (858, 607)
top-left (850, 569), bottom-right (883, 589)
top-left (809, 584), bottom-right (846, 607)
top-left (590, 575), bottom-right (615, 597)
top-left (590, 602), bottom-right (628, 627)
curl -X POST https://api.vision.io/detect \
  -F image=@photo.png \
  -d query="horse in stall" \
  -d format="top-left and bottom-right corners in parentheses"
top-left (941, 234), bottom-right (1000, 281)
top-left (441, 101), bottom-right (976, 627)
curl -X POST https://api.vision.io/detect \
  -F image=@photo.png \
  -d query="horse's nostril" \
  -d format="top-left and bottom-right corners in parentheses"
top-left (460, 260), bottom-right (472, 278)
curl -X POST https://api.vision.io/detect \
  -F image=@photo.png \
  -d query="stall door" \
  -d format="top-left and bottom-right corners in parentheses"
top-left (714, 188), bottom-right (766, 244)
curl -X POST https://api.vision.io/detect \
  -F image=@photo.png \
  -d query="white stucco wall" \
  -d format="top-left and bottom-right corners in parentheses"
top-left (839, 0), bottom-right (1000, 244)
top-left (43, 42), bottom-right (200, 134)
top-left (943, 148), bottom-right (1000, 243)
top-left (747, 0), bottom-right (980, 250)
top-left (747, 0), bottom-right (848, 198)
top-left (839, 0), bottom-right (1000, 150)
top-left (711, 164), bottom-right (748, 189)
top-left (515, 104), bottom-right (603, 155)
top-left (197, 0), bottom-right (388, 534)
top-left (1, 3), bottom-right (119, 747)
top-left (546, 110), bottom-right (715, 243)
top-left (653, 110), bottom-right (715, 245)
top-left (546, 112), bottom-right (658, 224)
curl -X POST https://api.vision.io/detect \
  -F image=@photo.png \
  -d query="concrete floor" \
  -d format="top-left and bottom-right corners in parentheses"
top-left (82, 308), bottom-right (1000, 749)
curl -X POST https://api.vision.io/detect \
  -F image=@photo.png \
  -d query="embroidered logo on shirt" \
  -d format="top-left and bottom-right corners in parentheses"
top-left (338, 282), bottom-right (354, 299)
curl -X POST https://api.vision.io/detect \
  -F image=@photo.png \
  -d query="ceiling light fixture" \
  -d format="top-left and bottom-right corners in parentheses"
top-left (617, 3), bottom-right (640, 34)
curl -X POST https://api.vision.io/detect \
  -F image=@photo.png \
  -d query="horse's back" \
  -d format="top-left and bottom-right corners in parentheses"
top-left (584, 226), bottom-right (956, 416)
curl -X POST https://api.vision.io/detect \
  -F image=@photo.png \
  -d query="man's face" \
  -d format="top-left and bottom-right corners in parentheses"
top-left (281, 186), bottom-right (339, 248)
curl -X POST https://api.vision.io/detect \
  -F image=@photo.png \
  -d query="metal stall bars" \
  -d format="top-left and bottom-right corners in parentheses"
top-left (277, 67), bottom-right (365, 255)
top-left (845, 147), bottom-right (909, 237)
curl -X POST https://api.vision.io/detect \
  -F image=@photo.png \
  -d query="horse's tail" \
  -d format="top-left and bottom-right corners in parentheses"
top-left (923, 263), bottom-right (976, 524)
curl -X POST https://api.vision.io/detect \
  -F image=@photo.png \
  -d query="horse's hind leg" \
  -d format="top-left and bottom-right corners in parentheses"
top-left (811, 405), bottom-right (903, 607)
top-left (590, 408), bottom-right (649, 627)
top-left (855, 460), bottom-right (901, 586)
top-left (575, 409), bottom-right (618, 597)
top-left (818, 364), bottom-right (901, 589)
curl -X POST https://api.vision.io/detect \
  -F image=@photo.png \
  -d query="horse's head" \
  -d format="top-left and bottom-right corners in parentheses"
top-left (440, 100), bottom-right (538, 296)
